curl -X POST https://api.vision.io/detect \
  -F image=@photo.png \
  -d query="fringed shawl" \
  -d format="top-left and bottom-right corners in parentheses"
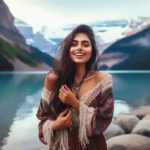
top-left (36, 74), bottom-right (114, 150)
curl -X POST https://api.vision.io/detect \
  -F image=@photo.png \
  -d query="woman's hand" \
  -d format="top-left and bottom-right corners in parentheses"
top-left (59, 85), bottom-right (77, 106)
top-left (51, 108), bottom-right (72, 130)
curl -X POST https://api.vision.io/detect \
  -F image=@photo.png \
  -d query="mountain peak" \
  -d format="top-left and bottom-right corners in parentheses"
top-left (0, 0), bottom-right (30, 51)
top-left (0, 0), bottom-right (18, 32)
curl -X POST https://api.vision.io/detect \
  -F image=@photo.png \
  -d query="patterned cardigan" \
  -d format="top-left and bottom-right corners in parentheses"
top-left (36, 74), bottom-right (114, 150)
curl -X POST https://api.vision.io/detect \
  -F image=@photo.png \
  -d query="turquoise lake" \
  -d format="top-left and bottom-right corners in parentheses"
top-left (0, 72), bottom-right (150, 150)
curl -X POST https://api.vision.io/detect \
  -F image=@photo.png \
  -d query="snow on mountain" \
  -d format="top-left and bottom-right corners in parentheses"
top-left (96, 26), bottom-right (128, 43)
top-left (14, 18), bottom-right (34, 39)
top-left (14, 19), bottom-right (56, 56)
top-left (123, 17), bottom-right (150, 37)
top-left (36, 19), bottom-right (129, 55)
top-left (15, 17), bottom-right (150, 57)
top-left (40, 25), bottom-right (71, 39)
top-left (40, 19), bottom-right (129, 44)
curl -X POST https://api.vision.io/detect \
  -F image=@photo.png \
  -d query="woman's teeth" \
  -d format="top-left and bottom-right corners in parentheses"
top-left (75, 54), bottom-right (84, 56)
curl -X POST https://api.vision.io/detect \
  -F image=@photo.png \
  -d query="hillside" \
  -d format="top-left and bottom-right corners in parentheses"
top-left (0, 37), bottom-right (54, 71)
top-left (0, 0), bottom-right (55, 71)
top-left (99, 26), bottom-right (150, 70)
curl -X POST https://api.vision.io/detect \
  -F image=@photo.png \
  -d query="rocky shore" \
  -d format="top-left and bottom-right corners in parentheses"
top-left (104, 106), bottom-right (150, 150)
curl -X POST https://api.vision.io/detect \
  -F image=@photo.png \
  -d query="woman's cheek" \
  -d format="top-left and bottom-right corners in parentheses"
top-left (69, 48), bottom-right (74, 54)
top-left (86, 49), bottom-right (92, 55)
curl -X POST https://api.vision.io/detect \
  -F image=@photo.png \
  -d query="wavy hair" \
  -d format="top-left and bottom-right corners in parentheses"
top-left (50, 24), bottom-right (100, 117)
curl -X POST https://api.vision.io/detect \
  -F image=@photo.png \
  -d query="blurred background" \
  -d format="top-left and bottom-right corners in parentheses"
top-left (0, 0), bottom-right (150, 150)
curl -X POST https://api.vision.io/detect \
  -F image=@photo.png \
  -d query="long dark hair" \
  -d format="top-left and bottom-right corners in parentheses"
top-left (50, 24), bottom-right (100, 117)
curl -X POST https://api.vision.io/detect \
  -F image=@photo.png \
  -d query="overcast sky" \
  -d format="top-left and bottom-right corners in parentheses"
top-left (4, 0), bottom-right (150, 31)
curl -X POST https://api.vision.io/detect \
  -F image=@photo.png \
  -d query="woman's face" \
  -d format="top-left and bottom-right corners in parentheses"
top-left (69, 33), bottom-right (92, 64)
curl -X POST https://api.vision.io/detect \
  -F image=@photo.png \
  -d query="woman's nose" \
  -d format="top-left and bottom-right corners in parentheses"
top-left (77, 44), bottom-right (82, 50)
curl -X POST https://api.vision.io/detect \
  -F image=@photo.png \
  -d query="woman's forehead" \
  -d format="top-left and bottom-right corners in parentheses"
top-left (73, 33), bottom-right (90, 42)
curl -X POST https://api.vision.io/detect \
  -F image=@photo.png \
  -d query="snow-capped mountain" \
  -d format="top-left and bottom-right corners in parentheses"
top-left (14, 17), bottom-right (150, 57)
top-left (14, 19), bottom-right (56, 56)
top-left (123, 17), bottom-right (150, 36)
top-left (14, 18), bottom-right (34, 39)
top-left (38, 19), bottom-right (129, 54)
top-left (40, 19), bottom-right (128, 41)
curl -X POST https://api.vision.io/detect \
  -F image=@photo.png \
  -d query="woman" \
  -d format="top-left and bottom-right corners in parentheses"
top-left (36, 24), bottom-right (114, 150)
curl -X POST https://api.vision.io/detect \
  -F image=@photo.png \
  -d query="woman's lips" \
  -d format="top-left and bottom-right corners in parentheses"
top-left (74, 53), bottom-right (85, 58)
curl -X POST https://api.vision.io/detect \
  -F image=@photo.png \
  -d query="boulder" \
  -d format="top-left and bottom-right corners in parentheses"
top-left (131, 106), bottom-right (150, 119)
top-left (115, 114), bottom-right (139, 133)
top-left (132, 120), bottom-right (150, 137)
top-left (104, 123), bottom-right (125, 140)
top-left (107, 134), bottom-right (150, 150)
top-left (142, 114), bottom-right (150, 120)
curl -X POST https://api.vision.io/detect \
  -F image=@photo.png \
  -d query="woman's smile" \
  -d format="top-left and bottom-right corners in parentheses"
top-left (74, 52), bottom-right (86, 58)
top-left (70, 33), bottom-right (92, 63)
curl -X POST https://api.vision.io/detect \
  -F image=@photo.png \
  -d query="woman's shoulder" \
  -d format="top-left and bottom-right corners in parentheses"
top-left (46, 70), bottom-right (59, 82)
top-left (93, 71), bottom-right (111, 82)
top-left (44, 70), bottom-right (59, 90)
top-left (93, 71), bottom-right (113, 90)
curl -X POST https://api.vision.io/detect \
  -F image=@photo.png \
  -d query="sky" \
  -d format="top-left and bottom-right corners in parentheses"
top-left (4, 0), bottom-right (150, 32)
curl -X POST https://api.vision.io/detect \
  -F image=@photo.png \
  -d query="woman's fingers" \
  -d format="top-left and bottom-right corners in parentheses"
top-left (59, 108), bottom-right (68, 117)
top-left (65, 109), bottom-right (71, 118)
top-left (59, 86), bottom-right (67, 100)
top-left (59, 93), bottom-right (64, 99)
top-left (59, 109), bottom-right (72, 127)
top-left (64, 85), bottom-right (71, 92)
top-left (64, 109), bottom-right (72, 126)
top-left (67, 115), bottom-right (72, 125)
top-left (60, 85), bottom-right (66, 93)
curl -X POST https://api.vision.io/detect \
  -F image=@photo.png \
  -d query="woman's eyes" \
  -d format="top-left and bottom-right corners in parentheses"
top-left (71, 43), bottom-right (90, 47)
top-left (71, 43), bottom-right (76, 46)
top-left (84, 44), bottom-right (90, 47)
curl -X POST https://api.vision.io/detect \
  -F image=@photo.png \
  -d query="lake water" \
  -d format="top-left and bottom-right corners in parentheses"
top-left (0, 72), bottom-right (150, 150)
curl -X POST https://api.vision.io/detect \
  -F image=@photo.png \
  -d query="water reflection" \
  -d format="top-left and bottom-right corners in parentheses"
top-left (112, 73), bottom-right (150, 107)
top-left (0, 74), bottom-right (45, 150)
top-left (1, 90), bottom-right (45, 150)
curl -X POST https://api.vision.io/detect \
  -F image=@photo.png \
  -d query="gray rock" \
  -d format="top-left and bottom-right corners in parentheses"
top-left (132, 120), bottom-right (150, 137)
top-left (107, 134), bottom-right (150, 150)
top-left (115, 114), bottom-right (139, 133)
top-left (142, 114), bottom-right (150, 120)
top-left (104, 123), bottom-right (125, 140)
top-left (131, 106), bottom-right (150, 119)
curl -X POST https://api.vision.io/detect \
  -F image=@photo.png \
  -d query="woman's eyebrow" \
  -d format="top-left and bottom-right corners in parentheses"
top-left (72, 40), bottom-right (90, 43)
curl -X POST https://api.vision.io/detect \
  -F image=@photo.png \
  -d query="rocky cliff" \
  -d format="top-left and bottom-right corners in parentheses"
top-left (0, 0), bottom-right (54, 71)
top-left (0, 0), bottom-right (30, 51)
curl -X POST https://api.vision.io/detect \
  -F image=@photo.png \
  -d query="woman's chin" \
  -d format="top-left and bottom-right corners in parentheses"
top-left (71, 58), bottom-right (90, 64)
top-left (73, 60), bottom-right (88, 64)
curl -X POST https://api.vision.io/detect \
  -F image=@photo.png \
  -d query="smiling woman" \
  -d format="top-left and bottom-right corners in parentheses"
top-left (36, 24), bottom-right (114, 150)
top-left (69, 33), bottom-right (92, 64)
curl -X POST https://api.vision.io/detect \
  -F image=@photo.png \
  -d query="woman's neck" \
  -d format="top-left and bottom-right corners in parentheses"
top-left (75, 63), bottom-right (87, 82)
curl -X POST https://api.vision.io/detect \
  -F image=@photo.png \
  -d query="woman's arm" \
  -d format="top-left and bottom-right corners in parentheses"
top-left (78, 87), bottom-right (114, 148)
top-left (36, 94), bottom-right (55, 145)
top-left (36, 71), bottom-right (72, 145)
top-left (91, 87), bottom-right (114, 134)
top-left (78, 73), bottom-right (114, 148)
top-left (36, 71), bottom-right (58, 144)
